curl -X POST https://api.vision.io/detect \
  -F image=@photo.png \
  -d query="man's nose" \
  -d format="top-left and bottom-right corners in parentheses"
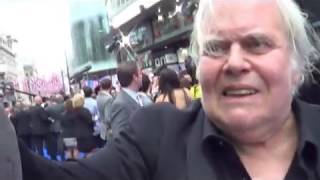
top-left (222, 43), bottom-right (251, 76)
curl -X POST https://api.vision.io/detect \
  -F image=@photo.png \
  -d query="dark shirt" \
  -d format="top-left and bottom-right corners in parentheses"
top-left (20, 99), bottom-right (320, 180)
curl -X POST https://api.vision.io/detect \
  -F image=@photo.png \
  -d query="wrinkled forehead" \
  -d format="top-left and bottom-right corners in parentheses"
top-left (200, 0), bottom-right (282, 37)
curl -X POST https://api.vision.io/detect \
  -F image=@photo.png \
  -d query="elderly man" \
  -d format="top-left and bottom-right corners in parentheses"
top-left (19, 0), bottom-right (320, 179)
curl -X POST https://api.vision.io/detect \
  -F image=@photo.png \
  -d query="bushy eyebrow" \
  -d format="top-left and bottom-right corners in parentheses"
top-left (244, 34), bottom-right (275, 43)
top-left (203, 33), bottom-right (275, 45)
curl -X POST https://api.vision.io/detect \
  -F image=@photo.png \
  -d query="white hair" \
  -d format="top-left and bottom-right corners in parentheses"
top-left (190, 0), bottom-right (320, 93)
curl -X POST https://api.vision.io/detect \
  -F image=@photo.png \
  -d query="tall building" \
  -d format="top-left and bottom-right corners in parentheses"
top-left (0, 35), bottom-right (18, 105)
top-left (68, 0), bottom-right (117, 84)
top-left (0, 35), bottom-right (18, 82)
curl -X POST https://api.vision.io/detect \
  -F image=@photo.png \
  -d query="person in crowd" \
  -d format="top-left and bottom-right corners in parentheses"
top-left (108, 61), bottom-right (143, 138)
top-left (155, 68), bottom-right (191, 109)
top-left (138, 73), bottom-right (153, 106)
top-left (45, 94), bottom-right (65, 160)
top-left (83, 86), bottom-right (99, 121)
top-left (41, 97), bottom-right (49, 108)
top-left (82, 86), bottom-right (101, 145)
top-left (150, 75), bottom-right (160, 101)
top-left (0, 104), bottom-right (22, 180)
top-left (94, 85), bottom-right (101, 99)
top-left (11, 103), bottom-right (32, 149)
top-left (61, 98), bottom-right (78, 160)
top-left (96, 78), bottom-right (113, 144)
top-left (179, 71), bottom-right (193, 89)
top-left (185, 56), bottom-right (202, 99)
top-left (29, 96), bottom-right (51, 156)
top-left (110, 86), bottom-right (117, 97)
top-left (71, 93), bottom-right (97, 156)
top-left (17, 0), bottom-right (320, 179)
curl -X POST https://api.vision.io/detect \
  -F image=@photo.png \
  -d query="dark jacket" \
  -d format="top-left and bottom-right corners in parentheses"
top-left (19, 99), bottom-right (320, 180)
top-left (29, 105), bottom-right (51, 135)
top-left (45, 103), bottom-right (65, 133)
top-left (11, 110), bottom-right (32, 136)
top-left (61, 111), bottom-right (76, 138)
top-left (72, 107), bottom-right (94, 138)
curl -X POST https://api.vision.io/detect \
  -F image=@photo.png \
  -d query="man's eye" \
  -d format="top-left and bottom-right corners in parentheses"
top-left (241, 37), bottom-right (274, 54)
top-left (203, 41), bottom-right (230, 58)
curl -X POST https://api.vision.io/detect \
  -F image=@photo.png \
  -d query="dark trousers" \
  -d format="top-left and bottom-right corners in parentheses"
top-left (95, 135), bottom-right (106, 148)
top-left (46, 133), bottom-right (58, 160)
top-left (31, 135), bottom-right (46, 156)
top-left (19, 134), bottom-right (32, 149)
top-left (57, 135), bottom-right (65, 160)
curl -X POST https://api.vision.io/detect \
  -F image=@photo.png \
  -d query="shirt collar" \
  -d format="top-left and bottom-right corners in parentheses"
top-left (122, 88), bottom-right (139, 102)
top-left (201, 98), bottom-right (320, 171)
top-left (201, 108), bottom-right (231, 148)
top-left (99, 90), bottom-right (111, 96)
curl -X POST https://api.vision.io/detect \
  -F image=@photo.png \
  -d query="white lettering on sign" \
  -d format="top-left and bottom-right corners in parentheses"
top-left (165, 53), bottom-right (178, 64)
top-left (154, 53), bottom-right (178, 67)
top-left (155, 56), bottom-right (166, 67)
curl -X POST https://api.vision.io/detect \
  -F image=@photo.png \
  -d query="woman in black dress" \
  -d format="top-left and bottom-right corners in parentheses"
top-left (71, 94), bottom-right (97, 155)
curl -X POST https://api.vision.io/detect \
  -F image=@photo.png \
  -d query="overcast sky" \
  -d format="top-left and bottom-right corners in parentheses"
top-left (0, 0), bottom-right (72, 76)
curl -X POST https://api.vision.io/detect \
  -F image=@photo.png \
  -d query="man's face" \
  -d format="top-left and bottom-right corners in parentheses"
top-left (198, 0), bottom-right (299, 141)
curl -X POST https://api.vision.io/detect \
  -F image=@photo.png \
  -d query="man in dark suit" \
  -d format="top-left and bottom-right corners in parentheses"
top-left (109, 61), bottom-right (143, 138)
top-left (29, 96), bottom-right (51, 156)
top-left (11, 105), bottom-right (32, 149)
top-left (45, 94), bottom-right (65, 160)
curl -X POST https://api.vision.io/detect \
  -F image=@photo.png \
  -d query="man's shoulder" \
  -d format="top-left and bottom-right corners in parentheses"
top-left (113, 91), bottom-right (130, 104)
top-left (30, 105), bottom-right (42, 113)
top-left (97, 93), bottom-right (113, 102)
top-left (131, 100), bottom-right (203, 131)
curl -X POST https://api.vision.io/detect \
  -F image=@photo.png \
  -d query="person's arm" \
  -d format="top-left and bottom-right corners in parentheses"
top-left (103, 97), bottom-right (113, 124)
top-left (20, 105), bottom-right (164, 180)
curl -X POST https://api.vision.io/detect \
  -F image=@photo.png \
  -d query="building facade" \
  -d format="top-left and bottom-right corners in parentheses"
top-left (68, 0), bottom-right (117, 84)
top-left (0, 35), bottom-right (18, 82)
top-left (0, 35), bottom-right (18, 105)
top-left (105, 0), bottom-right (199, 73)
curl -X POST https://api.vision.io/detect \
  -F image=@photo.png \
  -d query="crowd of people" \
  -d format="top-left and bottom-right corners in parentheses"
top-left (7, 60), bottom-right (200, 161)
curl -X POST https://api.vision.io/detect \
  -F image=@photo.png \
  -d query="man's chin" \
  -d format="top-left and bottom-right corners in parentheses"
top-left (213, 113), bottom-right (263, 132)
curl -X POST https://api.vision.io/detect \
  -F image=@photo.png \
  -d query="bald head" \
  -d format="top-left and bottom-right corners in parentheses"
top-left (55, 94), bottom-right (64, 103)
top-left (34, 96), bottom-right (43, 105)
